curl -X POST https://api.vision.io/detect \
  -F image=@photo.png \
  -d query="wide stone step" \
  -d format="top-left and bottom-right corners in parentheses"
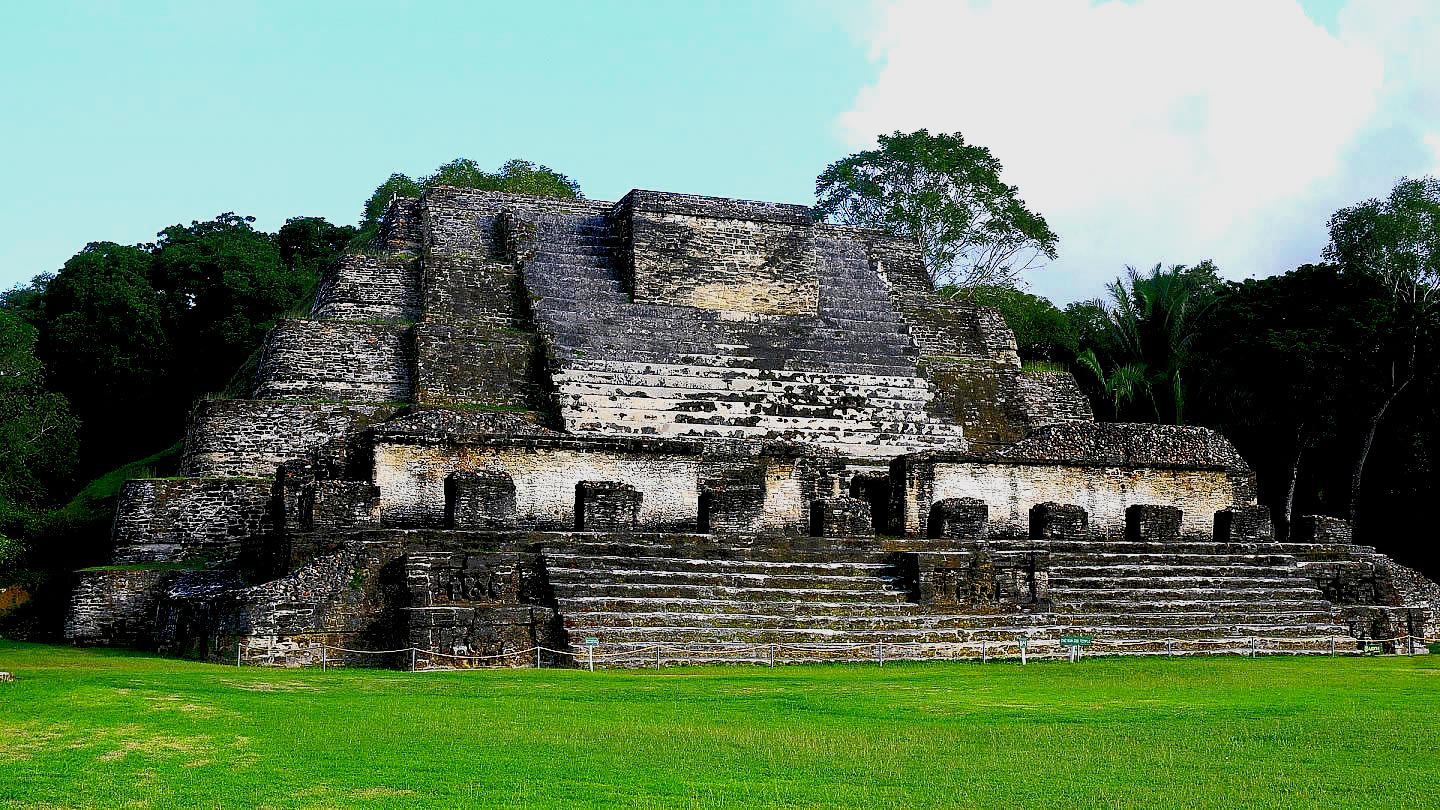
top-left (1047, 552), bottom-right (1299, 566)
top-left (556, 595), bottom-right (927, 616)
top-left (563, 611), bottom-right (1054, 632)
top-left (1048, 574), bottom-right (1312, 589)
top-left (550, 581), bottom-right (910, 603)
top-left (543, 553), bottom-right (892, 577)
top-left (1047, 540), bottom-right (1291, 555)
top-left (1048, 563), bottom-right (1304, 578)
top-left (538, 541), bottom-right (893, 563)
top-left (1049, 611), bottom-right (1339, 629)
top-left (545, 566), bottom-right (902, 590)
top-left (563, 625), bottom-right (1056, 645)
top-left (1056, 598), bottom-right (1335, 613)
top-left (1049, 585), bottom-right (1324, 602)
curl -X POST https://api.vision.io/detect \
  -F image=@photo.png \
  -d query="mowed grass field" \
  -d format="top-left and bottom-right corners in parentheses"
top-left (1, 642), bottom-right (1436, 809)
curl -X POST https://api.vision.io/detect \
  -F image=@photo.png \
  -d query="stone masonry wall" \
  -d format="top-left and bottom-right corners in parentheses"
top-left (892, 423), bottom-right (1254, 537)
top-left (310, 254), bottom-right (421, 322)
top-left (411, 325), bottom-right (538, 408)
top-left (1016, 371), bottom-right (1095, 426)
top-left (421, 187), bottom-right (611, 259)
top-left (111, 479), bottom-right (274, 564)
top-left (371, 440), bottom-right (833, 533)
top-left (180, 400), bottom-right (401, 478)
top-left (421, 256), bottom-right (526, 327)
top-left (252, 320), bottom-right (413, 403)
top-left (617, 190), bottom-right (819, 315)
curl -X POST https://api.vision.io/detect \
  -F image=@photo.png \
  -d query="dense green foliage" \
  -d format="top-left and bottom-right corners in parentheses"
top-left (815, 129), bottom-right (1058, 289)
top-left (355, 157), bottom-right (582, 247)
top-left (0, 311), bottom-right (79, 576)
top-left (0, 642), bottom-right (1435, 807)
top-left (0, 156), bottom-right (580, 602)
top-left (3, 215), bottom-right (354, 480)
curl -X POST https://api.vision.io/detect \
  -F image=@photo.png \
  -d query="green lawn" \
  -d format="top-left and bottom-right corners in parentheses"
top-left (1, 642), bottom-right (1436, 808)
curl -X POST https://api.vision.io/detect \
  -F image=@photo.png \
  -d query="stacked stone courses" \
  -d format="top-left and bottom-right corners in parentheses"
top-left (65, 184), bottom-right (1439, 666)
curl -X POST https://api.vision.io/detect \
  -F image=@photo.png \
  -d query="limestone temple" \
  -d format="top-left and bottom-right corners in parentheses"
top-left (66, 187), bottom-right (1440, 666)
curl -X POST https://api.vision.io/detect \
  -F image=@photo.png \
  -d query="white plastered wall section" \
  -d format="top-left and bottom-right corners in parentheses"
top-left (372, 444), bottom-right (811, 532)
top-left (913, 461), bottom-right (1246, 537)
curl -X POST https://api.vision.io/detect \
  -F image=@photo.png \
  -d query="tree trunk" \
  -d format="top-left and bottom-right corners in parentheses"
top-left (1349, 380), bottom-right (1411, 526)
top-left (1282, 422), bottom-right (1306, 539)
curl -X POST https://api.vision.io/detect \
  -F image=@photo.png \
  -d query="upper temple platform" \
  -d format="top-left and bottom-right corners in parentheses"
top-left (245, 186), bottom-right (1095, 463)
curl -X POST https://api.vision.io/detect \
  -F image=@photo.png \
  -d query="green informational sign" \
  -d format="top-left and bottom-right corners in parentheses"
top-left (1060, 635), bottom-right (1093, 647)
top-left (583, 637), bottom-right (600, 647)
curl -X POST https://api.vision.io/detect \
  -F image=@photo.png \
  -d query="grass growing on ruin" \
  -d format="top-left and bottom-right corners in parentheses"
top-left (1, 642), bottom-right (1437, 809)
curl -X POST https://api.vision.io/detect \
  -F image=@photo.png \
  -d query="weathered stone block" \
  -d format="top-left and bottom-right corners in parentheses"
top-left (445, 471), bottom-right (518, 530)
top-left (1125, 504), bottom-right (1183, 543)
top-left (1029, 502), bottom-right (1088, 539)
top-left (575, 481), bottom-right (641, 532)
top-left (697, 486), bottom-right (766, 534)
top-left (111, 478), bottom-right (275, 565)
top-left (1292, 514), bottom-right (1353, 544)
top-left (808, 496), bottom-right (872, 537)
top-left (303, 481), bottom-right (381, 531)
top-left (928, 497), bottom-right (989, 540)
top-left (1214, 505), bottom-right (1273, 543)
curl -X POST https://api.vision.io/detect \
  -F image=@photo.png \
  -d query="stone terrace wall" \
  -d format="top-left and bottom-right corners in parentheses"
top-left (420, 186), bottom-right (611, 259)
top-left (180, 400), bottom-right (401, 478)
top-left (111, 479), bottom-right (274, 564)
top-left (252, 320), bottom-right (413, 403)
top-left (892, 423), bottom-right (1254, 537)
top-left (370, 433), bottom-right (841, 533)
top-left (310, 254), bottom-right (421, 322)
top-left (1017, 372), bottom-right (1094, 426)
top-left (615, 190), bottom-right (819, 315)
top-left (412, 325), bottom-right (538, 408)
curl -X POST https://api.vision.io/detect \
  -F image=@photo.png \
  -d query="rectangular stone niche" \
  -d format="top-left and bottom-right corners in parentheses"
top-left (575, 481), bottom-right (641, 532)
top-left (445, 471), bottom-right (518, 530)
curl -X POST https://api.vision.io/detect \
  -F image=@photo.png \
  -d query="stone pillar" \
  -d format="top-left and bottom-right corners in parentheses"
top-left (575, 481), bottom-right (641, 532)
top-left (848, 472), bottom-right (891, 534)
top-left (274, 459), bottom-right (318, 536)
top-left (698, 486), bottom-right (766, 534)
top-left (446, 471), bottom-right (518, 530)
top-left (1214, 505), bottom-right (1273, 543)
top-left (304, 482), bottom-right (381, 531)
top-left (1125, 504), bottom-right (1182, 543)
top-left (1291, 515), bottom-right (1353, 544)
top-left (809, 497), bottom-right (873, 538)
top-left (927, 498), bottom-right (989, 540)
top-left (1029, 502), bottom-right (1088, 539)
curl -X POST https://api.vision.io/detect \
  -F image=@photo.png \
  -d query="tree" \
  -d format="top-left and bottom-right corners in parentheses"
top-left (962, 284), bottom-right (1077, 365)
top-left (814, 129), bottom-right (1058, 290)
top-left (25, 243), bottom-right (168, 471)
top-left (151, 213), bottom-right (303, 400)
top-left (0, 309), bottom-right (79, 560)
top-left (1189, 265), bottom-right (1371, 534)
top-left (1074, 263), bottom-right (1219, 424)
top-left (355, 158), bottom-right (582, 247)
top-left (1323, 176), bottom-right (1440, 524)
top-left (277, 216), bottom-right (356, 273)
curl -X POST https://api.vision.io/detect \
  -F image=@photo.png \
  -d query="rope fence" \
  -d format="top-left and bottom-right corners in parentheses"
top-left (226, 633), bottom-right (1440, 671)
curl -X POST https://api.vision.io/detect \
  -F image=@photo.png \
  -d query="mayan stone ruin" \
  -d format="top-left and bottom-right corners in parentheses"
top-left (65, 187), bottom-right (1440, 666)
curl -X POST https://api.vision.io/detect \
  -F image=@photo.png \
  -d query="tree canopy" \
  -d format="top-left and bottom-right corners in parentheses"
top-left (815, 129), bottom-right (1058, 290)
top-left (356, 158), bottom-right (582, 246)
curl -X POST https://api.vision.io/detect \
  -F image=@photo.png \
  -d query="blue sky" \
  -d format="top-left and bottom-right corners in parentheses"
top-left (2, 0), bottom-right (1435, 304)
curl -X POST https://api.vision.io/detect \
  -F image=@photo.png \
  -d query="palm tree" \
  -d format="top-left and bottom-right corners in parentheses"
top-left (1075, 263), bottom-right (1217, 424)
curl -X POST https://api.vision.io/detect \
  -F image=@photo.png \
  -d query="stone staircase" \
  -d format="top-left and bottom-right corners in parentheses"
top-left (541, 537), bottom-right (1057, 666)
top-left (538, 535), bottom-right (1358, 666)
top-left (522, 214), bottom-right (968, 459)
top-left (1044, 539), bottom-right (1352, 655)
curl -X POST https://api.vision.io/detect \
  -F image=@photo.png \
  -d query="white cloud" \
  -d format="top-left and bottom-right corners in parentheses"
top-left (836, 0), bottom-right (1439, 302)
